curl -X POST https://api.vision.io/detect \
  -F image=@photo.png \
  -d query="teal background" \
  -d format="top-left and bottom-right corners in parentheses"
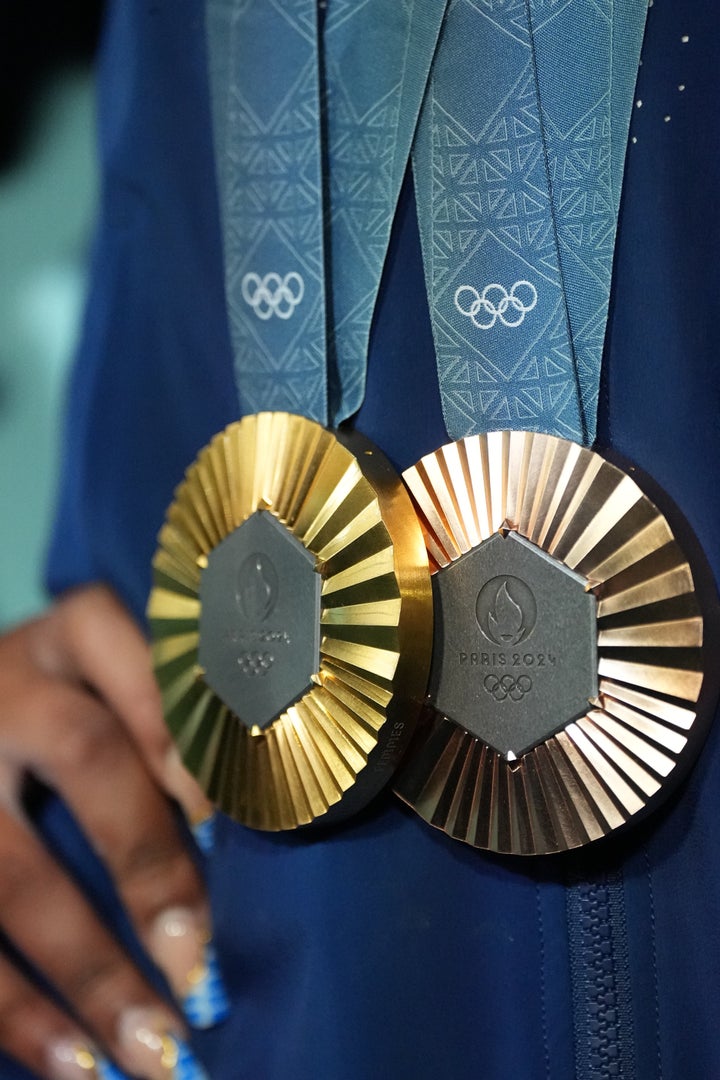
top-left (0, 66), bottom-right (97, 627)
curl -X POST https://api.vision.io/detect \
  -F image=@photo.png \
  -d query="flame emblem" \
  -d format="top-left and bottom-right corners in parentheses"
top-left (487, 581), bottom-right (524, 645)
top-left (476, 574), bottom-right (536, 645)
top-left (236, 553), bottom-right (278, 622)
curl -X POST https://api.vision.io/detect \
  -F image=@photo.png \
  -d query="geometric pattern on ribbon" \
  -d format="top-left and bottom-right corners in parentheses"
top-left (322, 0), bottom-right (449, 421)
top-left (413, 0), bottom-right (585, 441)
top-left (534, 0), bottom-right (616, 439)
top-left (206, 0), bottom-right (645, 437)
top-left (413, 0), bottom-right (646, 444)
top-left (532, 0), bottom-right (646, 440)
top-left (206, 0), bottom-right (449, 426)
top-left (206, 0), bottom-right (328, 422)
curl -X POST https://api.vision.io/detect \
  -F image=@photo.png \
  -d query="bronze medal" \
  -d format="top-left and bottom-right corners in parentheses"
top-left (395, 431), bottom-right (718, 855)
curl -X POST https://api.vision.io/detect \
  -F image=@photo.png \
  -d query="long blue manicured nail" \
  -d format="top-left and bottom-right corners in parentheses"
top-left (47, 1039), bottom-right (133, 1080)
top-left (191, 814), bottom-right (216, 856)
top-left (118, 1008), bottom-right (210, 1079)
top-left (151, 907), bottom-right (230, 1029)
top-left (96, 1057), bottom-right (134, 1080)
top-left (172, 1035), bottom-right (211, 1080)
top-left (183, 938), bottom-right (231, 1029)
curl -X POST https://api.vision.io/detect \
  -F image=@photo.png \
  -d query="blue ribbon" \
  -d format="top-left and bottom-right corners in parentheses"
top-left (206, 0), bottom-right (647, 442)
top-left (206, 0), bottom-right (328, 422)
top-left (412, 0), bottom-right (647, 444)
top-left (206, 0), bottom-right (449, 426)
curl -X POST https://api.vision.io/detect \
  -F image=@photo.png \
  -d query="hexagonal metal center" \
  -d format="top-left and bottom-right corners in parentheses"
top-left (199, 511), bottom-right (320, 729)
top-left (430, 531), bottom-right (597, 759)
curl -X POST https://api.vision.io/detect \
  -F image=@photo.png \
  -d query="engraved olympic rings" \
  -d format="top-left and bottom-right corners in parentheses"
top-left (241, 271), bottom-right (305, 320)
top-left (483, 673), bottom-right (533, 702)
top-left (237, 651), bottom-right (274, 676)
top-left (454, 280), bottom-right (538, 330)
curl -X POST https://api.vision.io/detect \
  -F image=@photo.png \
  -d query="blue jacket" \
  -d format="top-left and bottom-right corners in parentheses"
top-left (29, 2), bottom-right (720, 1078)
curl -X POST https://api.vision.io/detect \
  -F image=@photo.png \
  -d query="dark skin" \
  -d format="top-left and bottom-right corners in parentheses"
top-left (0, 584), bottom-right (213, 1078)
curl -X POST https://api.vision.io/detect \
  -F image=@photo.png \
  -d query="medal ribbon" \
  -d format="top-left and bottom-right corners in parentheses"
top-left (205, 0), bottom-right (449, 426)
top-left (411, 0), bottom-right (647, 445)
top-left (207, 1), bottom-right (646, 443)
top-left (205, 0), bottom-right (328, 422)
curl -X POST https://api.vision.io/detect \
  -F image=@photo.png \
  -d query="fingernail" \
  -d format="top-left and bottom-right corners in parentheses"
top-left (165, 747), bottom-right (215, 850)
top-left (150, 907), bottom-right (230, 1028)
top-left (190, 813), bottom-right (216, 856)
top-left (96, 1058), bottom-right (134, 1080)
top-left (117, 1008), bottom-right (208, 1080)
top-left (47, 1039), bottom-right (131, 1080)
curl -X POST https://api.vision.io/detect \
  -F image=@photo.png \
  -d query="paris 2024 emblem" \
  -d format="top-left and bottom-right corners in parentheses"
top-left (199, 510), bottom-right (320, 729)
top-left (429, 531), bottom-right (596, 759)
top-left (235, 552), bottom-right (279, 675)
top-left (476, 576), bottom-right (537, 704)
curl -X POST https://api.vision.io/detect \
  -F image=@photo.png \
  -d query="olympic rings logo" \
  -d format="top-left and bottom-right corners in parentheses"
top-left (483, 673), bottom-right (533, 702)
top-left (454, 280), bottom-right (538, 330)
top-left (237, 651), bottom-right (274, 676)
top-left (241, 272), bottom-right (305, 320)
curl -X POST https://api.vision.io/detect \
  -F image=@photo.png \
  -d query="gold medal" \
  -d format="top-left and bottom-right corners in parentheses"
top-left (395, 431), bottom-right (717, 855)
top-left (149, 412), bottom-right (433, 830)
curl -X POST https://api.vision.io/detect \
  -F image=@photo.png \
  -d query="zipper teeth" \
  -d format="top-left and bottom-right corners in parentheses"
top-left (568, 872), bottom-right (635, 1080)
top-left (584, 883), bottom-right (619, 1076)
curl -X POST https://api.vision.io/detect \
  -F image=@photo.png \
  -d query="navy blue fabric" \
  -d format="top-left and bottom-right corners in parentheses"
top-left (45, 0), bottom-right (238, 621)
top-left (17, 2), bottom-right (718, 1079)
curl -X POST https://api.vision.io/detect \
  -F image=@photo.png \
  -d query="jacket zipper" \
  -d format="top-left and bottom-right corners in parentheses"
top-left (567, 869), bottom-right (636, 1079)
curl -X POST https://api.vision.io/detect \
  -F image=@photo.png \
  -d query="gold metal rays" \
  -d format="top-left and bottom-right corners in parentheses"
top-left (148, 413), bottom-right (432, 831)
top-left (395, 431), bottom-right (714, 855)
top-left (150, 419), bottom-right (714, 852)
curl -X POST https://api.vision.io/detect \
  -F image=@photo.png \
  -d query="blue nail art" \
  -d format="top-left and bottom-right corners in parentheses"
top-left (191, 815), bottom-right (216, 856)
top-left (95, 1057), bottom-right (133, 1080)
top-left (173, 1037), bottom-right (210, 1080)
top-left (183, 941), bottom-right (231, 1029)
top-left (98, 1041), bottom-right (210, 1080)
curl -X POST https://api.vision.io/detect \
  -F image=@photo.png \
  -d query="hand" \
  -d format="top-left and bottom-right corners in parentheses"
top-left (0, 585), bottom-right (226, 1080)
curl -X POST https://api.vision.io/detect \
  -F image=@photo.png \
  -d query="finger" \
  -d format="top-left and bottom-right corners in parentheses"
top-left (34, 586), bottom-right (212, 824)
top-left (0, 679), bottom-right (228, 1029)
top-left (0, 812), bottom-right (208, 1080)
top-left (0, 950), bottom-right (149, 1080)
top-left (0, 949), bottom-right (115, 1080)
